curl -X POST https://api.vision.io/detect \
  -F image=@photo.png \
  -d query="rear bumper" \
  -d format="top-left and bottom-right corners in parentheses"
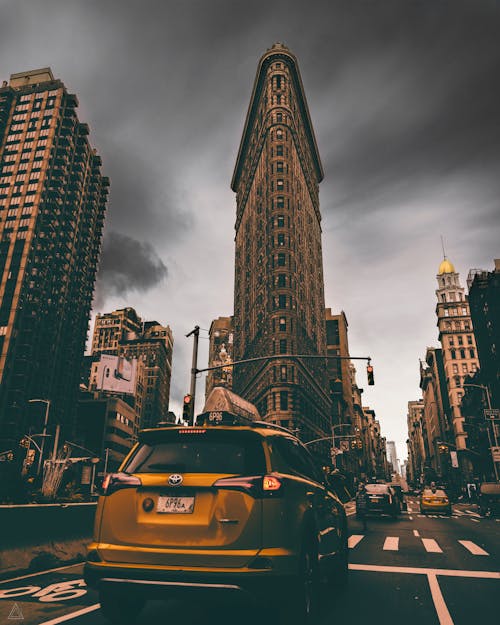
top-left (420, 504), bottom-right (451, 514)
top-left (84, 561), bottom-right (293, 603)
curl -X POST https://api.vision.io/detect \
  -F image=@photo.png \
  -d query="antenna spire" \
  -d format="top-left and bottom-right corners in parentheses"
top-left (440, 235), bottom-right (447, 259)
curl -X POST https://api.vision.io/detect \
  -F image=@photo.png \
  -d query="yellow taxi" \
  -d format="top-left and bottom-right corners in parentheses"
top-left (419, 487), bottom-right (452, 515)
top-left (84, 388), bottom-right (348, 624)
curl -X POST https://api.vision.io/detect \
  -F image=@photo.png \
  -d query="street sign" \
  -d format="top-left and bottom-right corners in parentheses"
top-left (339, 439), bottom-right (349, 452)
top-left (484, 409), bottom-right (500, 420)
top-left (450, 450), bottom-right (459, 468)
top-left (491, 446), bottom-right (500, 463)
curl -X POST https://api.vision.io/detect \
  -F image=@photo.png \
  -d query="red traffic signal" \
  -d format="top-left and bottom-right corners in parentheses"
top-left (182, 394), bottom-right (193, 422)
top-left (367, 365), bottom-right (375, 386)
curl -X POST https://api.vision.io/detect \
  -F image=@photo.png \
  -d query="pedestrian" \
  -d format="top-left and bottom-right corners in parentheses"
top-left (355, 482), bottom-right (369, 531)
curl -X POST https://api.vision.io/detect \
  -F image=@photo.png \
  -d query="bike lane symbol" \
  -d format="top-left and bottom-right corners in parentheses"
top-left (8, 602), bottom-right (24, 620)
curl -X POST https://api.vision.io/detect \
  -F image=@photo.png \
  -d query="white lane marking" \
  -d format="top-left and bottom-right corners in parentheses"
top-left (38, 604), bottom-right (100, 625)
top-left (0, 562), bottom-right (83, 585)
top-left (470, 518), bottom-right (480, 523)
top-left (348, 563), bottom-right (500, 578)
top-left (422, 538), bottom-right (443, 553)
top-left (383, 536), bottom-right (399, 551)
top-left (417, 514), bottom-right (425, 518)
top-left (428, 573), bottom-right (454, 625)
top-left (458, 540), bottom-right (489, 556)
top-left (348, 534), bottom-right (364, 549)
top-left (409, 516), bottom-right (413, 520)
top-left (413, 529), bottom-right (420, 537)
top-left (465, 510), bottom-right (481, 517)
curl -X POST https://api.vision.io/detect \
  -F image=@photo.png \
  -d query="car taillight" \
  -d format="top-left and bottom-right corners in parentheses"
top-left (213, 475), bottom-right (283, 498)
top-left (101, 472), bottom-right (142, 496)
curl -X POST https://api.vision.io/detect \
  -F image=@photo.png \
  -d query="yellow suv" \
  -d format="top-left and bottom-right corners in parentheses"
top-left (85, 389), bottom-right (348, 624)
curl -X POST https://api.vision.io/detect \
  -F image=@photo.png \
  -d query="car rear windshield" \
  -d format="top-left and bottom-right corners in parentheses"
top-left (365, 484), bottom-right (389, 494)
top-left (423, 489), bottom-right (446, 497)
top-left (123, 431), bottom-right (266, 475)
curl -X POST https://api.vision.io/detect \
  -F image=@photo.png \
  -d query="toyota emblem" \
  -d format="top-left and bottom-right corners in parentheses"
top-left (168, 474), bottom-right (183, 486)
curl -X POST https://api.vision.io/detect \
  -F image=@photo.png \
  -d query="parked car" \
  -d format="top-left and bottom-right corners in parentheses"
top-left (419, 488), bottom-right (451, 515)
top-left (85, 388), bottom-right (348, 625)
top-left (358, 483), bottom-right (400, 519)
top-left (478, 482), bottom-right (500, 517)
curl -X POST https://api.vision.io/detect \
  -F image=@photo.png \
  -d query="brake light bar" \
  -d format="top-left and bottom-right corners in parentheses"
top-left (101, 473), bottom-right (142, 496)
top-left (213, 475), bottom-right (283, 498)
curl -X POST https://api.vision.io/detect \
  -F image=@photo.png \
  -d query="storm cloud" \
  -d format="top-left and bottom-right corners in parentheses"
top-left (93, 231), bottom-right (168, 310)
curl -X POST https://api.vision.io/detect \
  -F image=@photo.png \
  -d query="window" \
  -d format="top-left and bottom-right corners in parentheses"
top-left (452, 364), bottom-right (458, 374)
top-left (278, 294), bottom-right (287, 309)
top-left (279, 339), bottom-right (287, 354)
top-left (277, 215), bottom-right (284, 227)
top-left (460, 349), bottom-right (466, 359)
top-left (276, 161), bottom-right (284, 173)
top-left (276, 128), bottom-right (283, 139)
top-left (277, 233), bottom-right (285, 246)
top-left (277, 274), bottom-right (286, 287)
top-left (276, 145), bottom-right (283, 156)
top-left (277, 179), bottom-right (284, 190)
top-left (469, 348), bottom-right (475, 358)
top-left (279, 317), bottom-right (286, 331)
top-left (276, 196), bottom-right (284, 208)
top-left (277, 253), bottom-right (286, 266)
top-left (458, 336), bottom-right (463, 346)
top-left (462, 364), bottom-right (468, 373)
top-left (451, 350), bottom-right (456, 360)
top-left (280, 366), bottom-right (287, 382)
top-left (280, 391), bottom-right (288, 411)
top-left (467, 335), bottom-right (473, 345)
top-left (449, 338), bottom-right (454, 347)
top-left (276, 113), bottom-right (282, 122)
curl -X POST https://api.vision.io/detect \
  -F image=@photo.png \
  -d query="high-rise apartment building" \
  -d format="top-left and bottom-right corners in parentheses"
top-left (0, 68), bottom-right (108, 448)
top-left (231, 43), bottom-right (331, 441)
top-left (435, 258), bottom-right (479, 475)
top-left (90, 308), bottom-right (173, 428)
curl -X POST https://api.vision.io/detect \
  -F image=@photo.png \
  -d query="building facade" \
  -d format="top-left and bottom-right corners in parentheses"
top-left (435, 257), bottom-right (479, 478)
top-left (205, 316), bottom-right (234, 398)
top-left (467, 260), bottom-right (500, 409)
top-left (89, 308), bottom-right (173, 428)
top-left (0, 68), bottom-right (109, 449)
top-left (407, 399), bottom-right (425, 486)
top-left (231, 43), bottom-right (331, 442)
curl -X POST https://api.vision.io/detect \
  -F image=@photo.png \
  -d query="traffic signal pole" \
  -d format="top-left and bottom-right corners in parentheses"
top-left (186, 326), bottom-right (200, 425)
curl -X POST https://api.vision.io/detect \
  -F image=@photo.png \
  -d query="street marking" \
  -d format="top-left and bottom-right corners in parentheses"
top-left (409, 516), bottom-right (413, 520)
top-left (348, 534), bottom-right (364, 549)
top-left (470, 518), bottom-right (480, 523)
top-left (38, 604), bottom-right (100, 625)
top-left (348, 563), bottom-right (500, 578)
top-left (428, 572), bottom-right (454, 625)
top-left (417, 514), bottom-right (425, 518)
top-left (422, 538), bottom-right (443, 553)
top-left (465, 510), bottom-right (481, 517)
top-left (413, 529), bottom-right (420, 537)
top-left (383, 536), bottom-right (399, 551)
top-left (0, 562), bottom-right (83, 585)
top-left (458, 540), bottom-right (489, 556)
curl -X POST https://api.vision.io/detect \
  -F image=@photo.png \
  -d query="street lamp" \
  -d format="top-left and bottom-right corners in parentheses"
top-left (28, 398), bottom-right (51, 477)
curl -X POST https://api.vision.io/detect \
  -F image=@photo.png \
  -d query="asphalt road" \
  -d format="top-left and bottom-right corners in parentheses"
top-left (0, 497), bottom-right (498, 625)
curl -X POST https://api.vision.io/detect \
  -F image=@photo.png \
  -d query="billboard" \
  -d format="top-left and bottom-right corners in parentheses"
top-left (96, 354), bottom-right (137, 395)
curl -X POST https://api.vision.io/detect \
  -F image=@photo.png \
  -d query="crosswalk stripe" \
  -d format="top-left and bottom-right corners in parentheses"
top-left (413, 529), bottom-right (420, 537)
top-left (470, 518), bottom-right (480, 523)
top-left (383, 536), bottom-right (399, 551)
top-left (458, 540), bottom-right (489, 556)
top-left (348, 534), bottom-right (364, 549)
top-left (422, 538), bottom-right (443, 553)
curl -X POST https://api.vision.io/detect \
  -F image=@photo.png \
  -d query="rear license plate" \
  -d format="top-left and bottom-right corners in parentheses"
top-left (370, 497), bottom-right (381, 501)
top-left (157, 496), bottom-right (195, 514)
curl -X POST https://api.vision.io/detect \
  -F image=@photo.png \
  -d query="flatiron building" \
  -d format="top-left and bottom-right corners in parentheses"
top-left (231, 44), bottom-right (331, 441)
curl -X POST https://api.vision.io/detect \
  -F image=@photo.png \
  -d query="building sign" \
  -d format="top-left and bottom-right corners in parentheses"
top-left (81, 465), bottom-right (92, 485)
top-left (96, 354), bottom-right (137, 395)
top-left (450, 450), bottom-right (459, 468)
top-left (484, 409), bottom-right (500, 421)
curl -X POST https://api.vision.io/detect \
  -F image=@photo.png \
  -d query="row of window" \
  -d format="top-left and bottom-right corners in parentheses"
top-left (449, 335), bottom-right (473, 347)
top-left (442, 306), bottom-right (468, 317)
top-left (451, 363), bottom-right (477, 374)
top-left (449, 348), bottom-right (475, 359)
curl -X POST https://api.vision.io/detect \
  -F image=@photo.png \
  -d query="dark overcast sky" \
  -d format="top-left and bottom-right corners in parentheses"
top-left (1, 0), bottom-right (499, 458)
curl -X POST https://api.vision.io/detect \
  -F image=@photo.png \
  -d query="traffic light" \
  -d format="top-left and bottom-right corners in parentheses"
top-left (367, 365), bottom-right (375, 386)
top-left (182, 394), bottom-right (193, 422)
top-left (438, 443), bottom-right (449, 454)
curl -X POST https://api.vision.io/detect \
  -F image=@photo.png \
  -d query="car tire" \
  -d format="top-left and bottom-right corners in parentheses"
top-left (279, 538), bottom-right (320, 625)
top-left (99, 588), bottom-right (145, 625)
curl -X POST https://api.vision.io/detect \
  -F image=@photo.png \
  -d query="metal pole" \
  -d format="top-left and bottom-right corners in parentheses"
top-left (485, 423), bottom-right (499, 482)
top-left (104, 447), bottom-right (109, 474)
top-left (187, 326), bottom-right (200, 425)
top-left (51, 424), bottom-right (60, 461)
top-left (34, 400), bottom-right (50, 477)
